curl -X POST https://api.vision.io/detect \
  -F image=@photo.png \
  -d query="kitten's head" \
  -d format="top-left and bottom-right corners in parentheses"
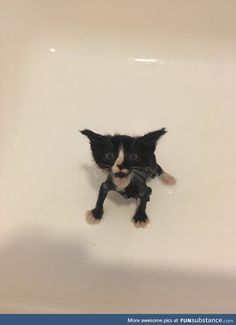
top-left (81, 129), bottom-right (166, 179)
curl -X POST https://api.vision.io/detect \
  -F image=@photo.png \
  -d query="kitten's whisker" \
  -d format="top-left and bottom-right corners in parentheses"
top-left (132, 166), bottom-right (148, 170)
top-left (132, 168), bottom-right (146, 179)
top-left (134, 174), bottom-right (144, 182)
top-left (132, 171), bottom-right (146, 189)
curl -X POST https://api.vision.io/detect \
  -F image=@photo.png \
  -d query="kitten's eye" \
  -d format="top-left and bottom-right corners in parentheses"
top-left (105, 152), bottom-right (114, 160)
top-left (129, 153), bottom-right (138, 161)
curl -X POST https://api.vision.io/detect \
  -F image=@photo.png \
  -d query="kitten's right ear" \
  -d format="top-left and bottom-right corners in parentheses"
top-left (133, 128), bottom-right (167, 151)
top-left (80, 129), bottom-right (110, 145)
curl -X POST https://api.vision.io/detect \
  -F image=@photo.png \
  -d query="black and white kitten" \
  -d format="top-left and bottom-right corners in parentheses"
top-left (81, 129), bottom-right (176, 228)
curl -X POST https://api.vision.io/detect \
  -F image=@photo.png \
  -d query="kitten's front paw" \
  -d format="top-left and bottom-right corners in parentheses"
top-left (86, 209), bottom-right (103, 225)
top-left (160, 172), bottom-right (176, 185)
top-left (132, 211), bottom-right (150, 228)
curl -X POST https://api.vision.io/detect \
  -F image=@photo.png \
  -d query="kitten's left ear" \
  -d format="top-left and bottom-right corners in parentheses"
top-left (80, 129), bottom-right (111, 146)
top-left (135, 128), bottom-right (167, 150)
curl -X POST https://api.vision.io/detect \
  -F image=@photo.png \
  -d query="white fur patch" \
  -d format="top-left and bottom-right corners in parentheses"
top-left (132, 219), bottom-right (150, 228)
top-left (113, 175), bottom-right (131, 190)
top-left (86, 210), bottom-right (101, 224)
top-left (111, 146), bottom-right (131, 190)
top-left (112, 147), bottom-right (124, 173)
top-left (160, 172), bottom-right (176, 185)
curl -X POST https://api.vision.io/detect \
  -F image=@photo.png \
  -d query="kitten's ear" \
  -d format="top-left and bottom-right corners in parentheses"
top-left (80, 129), bottom-right (110, 146)
top-left (135, 128), bottom-right (167, 150)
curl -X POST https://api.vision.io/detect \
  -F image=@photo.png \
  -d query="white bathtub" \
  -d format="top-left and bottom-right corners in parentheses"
top-left (0, 0), bottom-right (236, 313)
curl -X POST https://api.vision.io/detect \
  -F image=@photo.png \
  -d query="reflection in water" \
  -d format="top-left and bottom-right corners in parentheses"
top-left (133, 58), bottom-right (164, 64)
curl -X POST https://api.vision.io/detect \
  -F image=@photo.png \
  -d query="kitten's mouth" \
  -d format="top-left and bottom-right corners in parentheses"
top-left (114, 171), bottom-right (129, 178)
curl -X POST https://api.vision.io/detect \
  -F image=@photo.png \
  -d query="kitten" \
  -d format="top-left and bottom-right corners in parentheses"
top-left (81, 129), bottom-right (176, 228)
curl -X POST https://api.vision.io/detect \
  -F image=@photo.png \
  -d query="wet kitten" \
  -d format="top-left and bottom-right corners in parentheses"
top-left (81, 129), bottom-right (176, 228)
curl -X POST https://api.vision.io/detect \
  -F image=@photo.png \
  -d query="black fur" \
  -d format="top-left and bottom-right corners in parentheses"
top-left (81, 129), bottom-right (167, 225)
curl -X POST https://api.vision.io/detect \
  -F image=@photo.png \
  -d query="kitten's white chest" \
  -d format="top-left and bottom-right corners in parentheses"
top-left (113, 176), bottom-right (131, 191)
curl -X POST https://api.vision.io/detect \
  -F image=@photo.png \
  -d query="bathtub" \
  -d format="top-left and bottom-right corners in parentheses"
top-left (0, 0), bottom-right (236, 313)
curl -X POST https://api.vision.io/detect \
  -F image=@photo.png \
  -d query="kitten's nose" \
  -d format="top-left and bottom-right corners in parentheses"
top-left (117, 164), bottom-right (123, 170)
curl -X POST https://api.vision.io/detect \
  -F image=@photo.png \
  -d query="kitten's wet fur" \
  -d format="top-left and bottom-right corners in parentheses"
top-left (81, 129), bottom-right (176, 228)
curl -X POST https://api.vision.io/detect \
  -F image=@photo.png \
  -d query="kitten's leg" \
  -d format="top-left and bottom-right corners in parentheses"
top-left (155, 163), bottom-right (176, 185)
top-left (132, 187), bottom-right (152, 228)
top-left (86, 182), bottom-right (110, 225)
top-left (150, 155), bottom-right (176, 185)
